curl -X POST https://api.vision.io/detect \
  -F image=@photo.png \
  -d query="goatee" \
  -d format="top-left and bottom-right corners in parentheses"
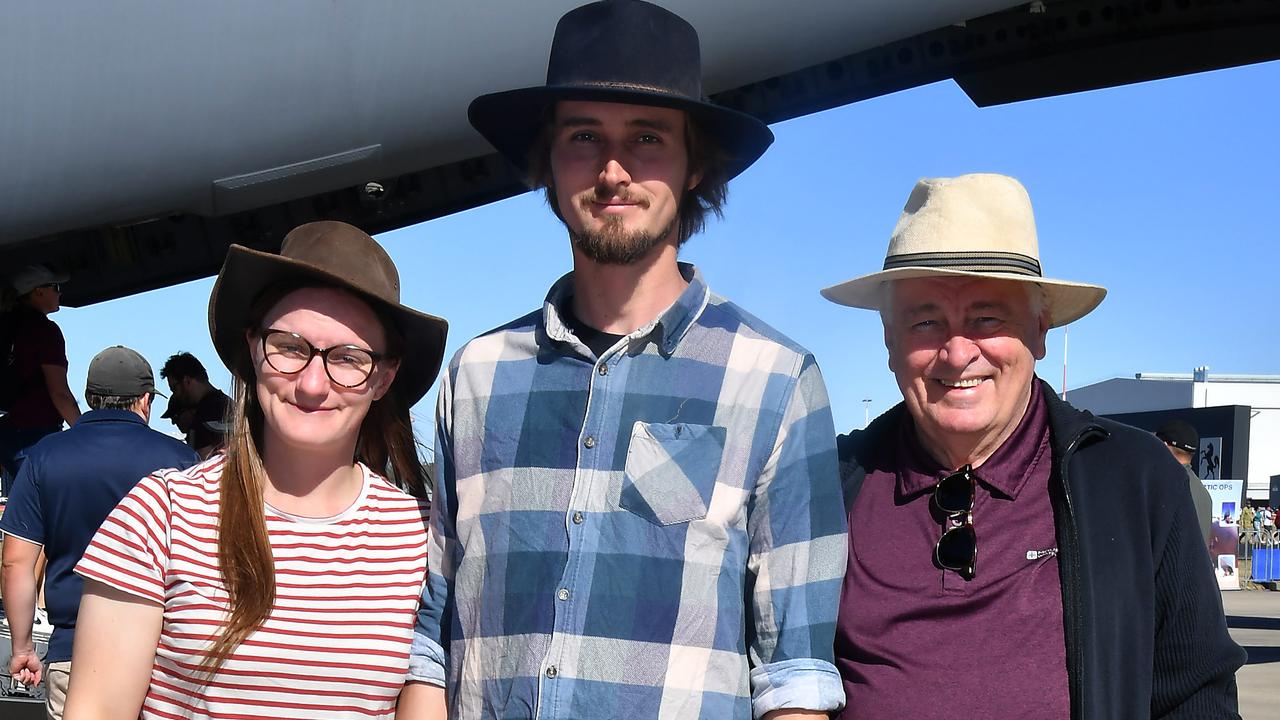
top-left (570, 216), bottom-right (678, 265)
top-left (569, 191), bottom-right (678, 265)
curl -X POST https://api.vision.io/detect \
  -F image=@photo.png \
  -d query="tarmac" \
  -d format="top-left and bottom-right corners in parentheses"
top-left (1225, 588), bottom-right (1280, 720)
top-left (0, 586), bottom-right (1277, 718)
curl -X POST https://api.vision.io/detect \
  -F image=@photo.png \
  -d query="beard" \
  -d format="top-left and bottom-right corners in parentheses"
top-left (567, 190), bottom-right (678, 266)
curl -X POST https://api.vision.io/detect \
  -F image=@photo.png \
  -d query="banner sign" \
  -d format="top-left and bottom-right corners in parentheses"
top-left (1203, 478), bottom-right (1244, 590)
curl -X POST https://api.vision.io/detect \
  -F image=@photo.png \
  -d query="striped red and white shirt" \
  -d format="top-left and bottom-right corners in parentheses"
top-left (76, 455), bottom-right (431, 719)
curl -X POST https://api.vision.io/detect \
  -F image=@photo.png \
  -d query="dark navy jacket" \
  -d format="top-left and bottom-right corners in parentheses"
top-left (838, 380), bottom-right (1246, 719)
top-left (0, 409), bottom-right (198, 662)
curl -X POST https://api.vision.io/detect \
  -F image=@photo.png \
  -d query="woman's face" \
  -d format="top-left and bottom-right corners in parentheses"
top-left (247, 287), bottom-right (399, 457)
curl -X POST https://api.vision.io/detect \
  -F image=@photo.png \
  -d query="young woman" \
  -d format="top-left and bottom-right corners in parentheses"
top-left (64, 221), bottom-right (447, 720)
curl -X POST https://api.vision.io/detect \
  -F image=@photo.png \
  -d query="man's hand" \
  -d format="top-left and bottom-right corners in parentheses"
top-left (9, 647), bottom-right (43, 687)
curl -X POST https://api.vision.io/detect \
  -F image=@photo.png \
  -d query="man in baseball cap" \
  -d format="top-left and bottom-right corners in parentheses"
top-left (406, 2), bottom-right (845, 718)
top-left (822, 173), bottom-right (1242, 718)
top-left (1156, 419), bottom-right (1214, 546)
top-left (1, 264), bottom-right (79, 495)
top-left (1, 346), bottom-right (197, 718)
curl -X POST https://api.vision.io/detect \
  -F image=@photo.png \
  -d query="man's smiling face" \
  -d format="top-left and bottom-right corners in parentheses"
top-left (883, 275), bottom-right (1049, 465)
top-left (548, 100), bottom-right (700, 265)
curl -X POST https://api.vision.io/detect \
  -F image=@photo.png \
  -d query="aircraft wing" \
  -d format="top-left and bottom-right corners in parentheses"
top-left (1, 0), bottom-right (1276, 307)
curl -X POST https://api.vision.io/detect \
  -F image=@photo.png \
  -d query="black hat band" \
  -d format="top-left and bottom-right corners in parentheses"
top-left (882, 251), bottom-right (1043, 277)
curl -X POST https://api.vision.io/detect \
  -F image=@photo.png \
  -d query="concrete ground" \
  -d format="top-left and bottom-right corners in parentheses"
top-left (1, 566), bottom-right (1275, 718)
top-left (1224, 589), bottom-right (1280, 720)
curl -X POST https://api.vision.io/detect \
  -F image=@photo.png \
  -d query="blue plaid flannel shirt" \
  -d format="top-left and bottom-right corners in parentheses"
top-left (410, 264), bottom-right (847, 719)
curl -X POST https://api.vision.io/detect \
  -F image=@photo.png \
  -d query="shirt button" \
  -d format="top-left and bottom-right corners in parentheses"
top-left (572, 511), bottom-right (584, 525)
top-left (557, 588), bottom-right (571, 601)
top-left (584, 436), bottom-right (596, 449)
top-left (598, 364), bottom-right (609, 376)
top-left (545, 665), bottom-right (558, 679)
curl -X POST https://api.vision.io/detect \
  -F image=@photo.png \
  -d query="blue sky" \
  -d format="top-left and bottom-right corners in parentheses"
top-left (55, 59), bottom-right (1280, 440)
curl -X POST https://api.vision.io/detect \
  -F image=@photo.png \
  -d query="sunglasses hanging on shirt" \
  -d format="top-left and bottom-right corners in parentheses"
top-left (933, 464), bottom-right (978, 580)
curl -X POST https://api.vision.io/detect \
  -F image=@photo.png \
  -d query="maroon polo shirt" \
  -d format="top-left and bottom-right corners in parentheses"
top-left (1, 305), bottom-right (67, 428)
top-left (835, 380), bottom-right (1069, 719)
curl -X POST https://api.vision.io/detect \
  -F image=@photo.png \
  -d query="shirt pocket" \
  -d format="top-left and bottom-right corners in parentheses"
top-left (620, 421), bottom-right (726, 526)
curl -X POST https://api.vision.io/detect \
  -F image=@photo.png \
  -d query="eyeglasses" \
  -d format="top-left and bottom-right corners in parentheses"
top-left (260, 329), bottom-right (384, 388)
top-left (933, 464), bottom-right (977, 579)
top-left (40, 283), bottom-right (61, 293)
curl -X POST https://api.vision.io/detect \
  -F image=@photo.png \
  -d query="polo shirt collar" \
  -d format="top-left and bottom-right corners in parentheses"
top-left (541, 262), bottom-right (710, 357)
top-left (74, 408), bottom-right (146, 427)
top-left (895, 378), bottom-right (1050, 501)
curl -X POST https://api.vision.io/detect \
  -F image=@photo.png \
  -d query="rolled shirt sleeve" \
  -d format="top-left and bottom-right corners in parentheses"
top-left (745, 355), bottom-right (847, 717)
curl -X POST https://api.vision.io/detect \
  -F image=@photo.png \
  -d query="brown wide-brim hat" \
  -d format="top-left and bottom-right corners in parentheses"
top-left (208, 221), bottom-right (448, 406)
top-left (821, 173), bottom-right (1107, 329)
top-left (468, 0), bottom-right (774, 182)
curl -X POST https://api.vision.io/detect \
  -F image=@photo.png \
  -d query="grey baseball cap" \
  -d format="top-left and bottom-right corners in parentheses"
top-left (86, 346), bottom-right (165, 398)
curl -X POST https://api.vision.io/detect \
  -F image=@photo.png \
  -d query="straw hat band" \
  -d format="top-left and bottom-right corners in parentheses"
top-left (882, 251), bottom-right (1043, 277)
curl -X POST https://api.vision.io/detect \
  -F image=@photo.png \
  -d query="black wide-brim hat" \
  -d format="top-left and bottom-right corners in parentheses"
top-left (208, 221), bottom-right (448, 406)
top-left (468, 0), bottom-right (774, 181)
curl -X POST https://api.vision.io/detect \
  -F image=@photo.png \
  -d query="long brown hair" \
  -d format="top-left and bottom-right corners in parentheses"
top-left (203, 283), bottom-right (426, 672)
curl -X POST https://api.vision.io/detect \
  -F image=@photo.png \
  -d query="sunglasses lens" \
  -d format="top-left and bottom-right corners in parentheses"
top-left (934, 471), bottom-right (973, 515)
top-left (935, 524), bottom-right (977, 572)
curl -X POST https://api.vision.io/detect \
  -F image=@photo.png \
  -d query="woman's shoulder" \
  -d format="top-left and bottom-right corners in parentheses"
top-left (361, 463), bottom-right (431, 517)
top-left (146, 454), bottom-right (227, 498)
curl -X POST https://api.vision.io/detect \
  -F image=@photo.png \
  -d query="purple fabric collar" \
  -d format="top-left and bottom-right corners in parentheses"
top-left (895, 379), bottom-right (1049, 500)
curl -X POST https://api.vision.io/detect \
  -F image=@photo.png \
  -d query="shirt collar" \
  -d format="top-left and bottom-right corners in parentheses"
top-left (895, 378), bottom-right (1051, 501)
top-left (74, 408), bottom-right (147, 427)
top-left (541, 262), bottom-right (710, 357)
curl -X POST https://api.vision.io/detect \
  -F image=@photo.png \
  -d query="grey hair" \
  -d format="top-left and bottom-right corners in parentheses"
top-left (878, 278), bottom-right (1048, 324)
top-left (86, 393), bottom-right (145, 411)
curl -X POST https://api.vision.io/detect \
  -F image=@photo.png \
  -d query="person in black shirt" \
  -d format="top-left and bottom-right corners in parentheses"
top-left (159, 352), bottom-right (231, 458)
top-left (1, 265), bottom-right (80, 496)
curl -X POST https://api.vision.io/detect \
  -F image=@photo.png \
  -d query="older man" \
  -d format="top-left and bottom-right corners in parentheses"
top-left (821, 174), bottom-right (1244, 719)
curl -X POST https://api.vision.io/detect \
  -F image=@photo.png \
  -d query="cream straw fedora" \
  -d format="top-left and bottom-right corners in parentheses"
top-left (821, 173), bottom-right (1106, 328)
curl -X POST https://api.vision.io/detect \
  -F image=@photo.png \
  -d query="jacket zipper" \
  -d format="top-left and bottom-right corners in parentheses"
top-left (1058, 426), bottom-right (1104, 720)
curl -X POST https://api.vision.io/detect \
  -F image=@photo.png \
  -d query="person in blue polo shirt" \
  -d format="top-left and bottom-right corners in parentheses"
top-left (0, 345), bottom-right (197, 719)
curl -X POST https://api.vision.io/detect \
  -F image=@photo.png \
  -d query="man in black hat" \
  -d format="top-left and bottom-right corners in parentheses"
top-left (405, 2), bottom-right (845, 719)
top-left (1156, 419), bottom-right (1214, 547)
top-left (0, 346), bottom-right (197, 719)
top-left (160, 351), bottom-right (231, 458)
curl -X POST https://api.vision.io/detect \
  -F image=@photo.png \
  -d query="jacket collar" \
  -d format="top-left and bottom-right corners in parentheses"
top-left (1038, 377), bottom-right (1109, 460)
